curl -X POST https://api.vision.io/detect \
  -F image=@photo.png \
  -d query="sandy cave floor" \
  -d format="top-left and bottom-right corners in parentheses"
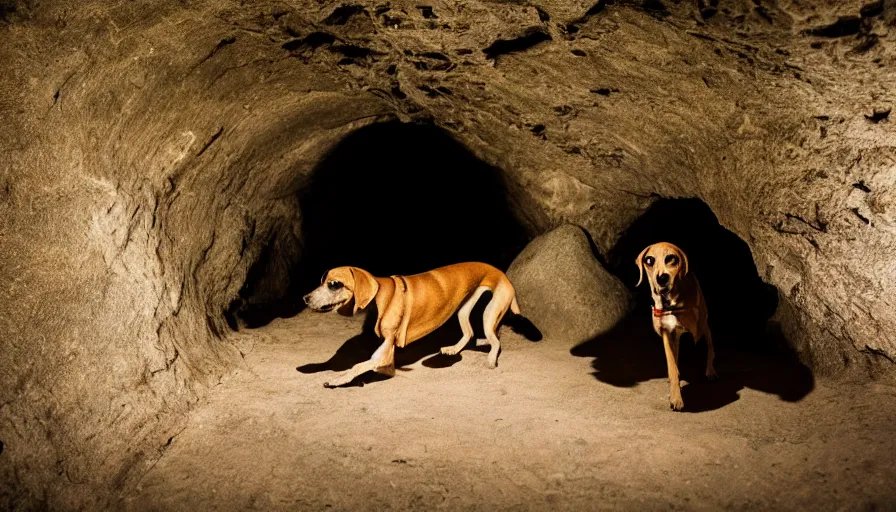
top-left (123, 310), bottom-right (896, 511)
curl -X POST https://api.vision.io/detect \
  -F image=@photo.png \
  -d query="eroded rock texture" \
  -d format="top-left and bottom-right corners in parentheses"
top-left (1, 0), bottom-right (894, 508)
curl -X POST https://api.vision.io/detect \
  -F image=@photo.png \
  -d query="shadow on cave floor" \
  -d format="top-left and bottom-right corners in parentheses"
top-left (233, 120), bottom-right (530, 329)
top-left (295, 292), bottom-right (535, 385)
top-left (570, 311), bottom-right (815, 413)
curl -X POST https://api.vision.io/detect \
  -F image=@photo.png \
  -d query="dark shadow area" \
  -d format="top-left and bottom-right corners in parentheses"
top-left (296, 294), bottom-right (501, 385)
top-left (570, 310), bottom-right (815, 413)
top-left (606, 197), bottom-right (779, 350)
top-left (573, 197), bottom-right (813, 412)
top-left (232, 120), bottom-right (531, 328)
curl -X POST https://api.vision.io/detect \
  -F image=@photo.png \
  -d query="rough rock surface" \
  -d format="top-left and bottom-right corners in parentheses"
top-left (1, 0), bottom-right (895, 508)
top-left (507, 224), bottom-right (632, 344)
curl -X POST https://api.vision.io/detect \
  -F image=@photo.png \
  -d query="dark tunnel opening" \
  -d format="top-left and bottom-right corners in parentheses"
top-left (571, 198), bottom-right (813, 411)
top-left (231, 121), bottom-right (531, 328)
top-left (606, 197), bottom-right (780, 350)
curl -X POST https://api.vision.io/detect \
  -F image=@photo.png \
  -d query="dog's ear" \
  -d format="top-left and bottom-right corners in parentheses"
top-left (635, 246), bottom-right (650, 287)
top-left (349, 267), bottom-right (379, 314)
top-left (677, 247), bottom-right (689, 278)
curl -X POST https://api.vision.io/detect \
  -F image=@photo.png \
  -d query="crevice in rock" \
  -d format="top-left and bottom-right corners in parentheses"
top-left (860, 0), bottom-right (885, 18)
top-left (417, 6), bottom-right (437, 19)
top-left (196, 127), bottom-right (224, 157)
top-left (322, 5), bottom-right (366, 26)
top-left (193, 36), bottom-right (237, 70)
top-left (864, 107), bottom-right (891, 123)
top-left (804, 16), bottom-right (863, 38)
top-left (483, 28), bottom-right (552, 61)
top-left (281, 31), bottom-right (337, 52)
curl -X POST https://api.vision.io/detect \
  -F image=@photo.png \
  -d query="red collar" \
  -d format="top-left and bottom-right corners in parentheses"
top-left (653, 306), bottom-right (684, 317)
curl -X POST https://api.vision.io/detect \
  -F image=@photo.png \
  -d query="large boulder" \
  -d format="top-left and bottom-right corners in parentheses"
top-left (507, 224), bottom-right (633, 345)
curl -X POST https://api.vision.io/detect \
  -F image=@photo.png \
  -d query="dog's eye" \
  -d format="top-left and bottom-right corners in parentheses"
top-left (327, 281), bottom-right (343, 290)
top-left (665, 255), bottom-right (679, 266)
top-left (644, 256), bottom-right (655, 267)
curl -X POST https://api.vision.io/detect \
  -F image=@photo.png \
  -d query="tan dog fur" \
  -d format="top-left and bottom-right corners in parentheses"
top-left (303, 262), bottom-right (520, 388)
top-left (635, 242), bottom-right (716, 411)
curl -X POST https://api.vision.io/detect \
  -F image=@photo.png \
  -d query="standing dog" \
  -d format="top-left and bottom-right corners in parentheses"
top-left (635, 242), bottom-right (716, 411)
top-left (302, 262), bottom-right (520, 388)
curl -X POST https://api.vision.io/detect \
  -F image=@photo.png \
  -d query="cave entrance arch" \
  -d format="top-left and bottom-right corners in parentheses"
top-left (606, 198), bottom-right (780, 350)
top-left (234, 120), bottom-right (531, 328)
top-left (575, 198), bottom-right (814, 410)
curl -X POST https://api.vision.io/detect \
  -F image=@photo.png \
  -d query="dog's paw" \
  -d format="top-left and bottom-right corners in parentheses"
top-left (323, 377), bottom-right (350, 388)
top-left (706, 368), bottom-right (719, 381)
top-left (375, 364), bottom-right (396, 377)
top-left (669, 396), bottom-right (684, 411)
top-left (440, 346), bottom-right (459, 356)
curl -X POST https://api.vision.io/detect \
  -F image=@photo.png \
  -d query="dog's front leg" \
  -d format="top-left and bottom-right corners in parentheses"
top-left (324, 336), bottom-right (395, 388)
top-left (373, 335), bottom-right (396, 377)
top-left (662, 331), bottom-right (684, 411)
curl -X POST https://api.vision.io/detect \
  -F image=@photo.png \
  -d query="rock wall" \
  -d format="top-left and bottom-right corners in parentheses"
top-left (1, 0), bottom-right (894, 508)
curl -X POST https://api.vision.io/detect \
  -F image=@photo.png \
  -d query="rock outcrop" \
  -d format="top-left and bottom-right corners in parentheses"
top-left (508, 224), bottom-right (632, 344)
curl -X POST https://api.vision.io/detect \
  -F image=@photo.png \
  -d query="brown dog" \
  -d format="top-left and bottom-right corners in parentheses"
top-left (635, 242), bottom-right (716, 411)
top-left (302, 262), bottom-right (520, 388)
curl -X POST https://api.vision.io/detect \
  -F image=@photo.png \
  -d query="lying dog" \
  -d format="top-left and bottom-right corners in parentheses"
top-left (302, 262), bottom-right (521, 388)
top-left (635, 242), bottom-right (716, 411)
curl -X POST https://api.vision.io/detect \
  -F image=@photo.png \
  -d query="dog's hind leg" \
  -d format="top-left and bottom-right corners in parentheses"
top-left (477, 284), bottom-right (513, 369)
top-left (441, 286), bottom-right (489, 357)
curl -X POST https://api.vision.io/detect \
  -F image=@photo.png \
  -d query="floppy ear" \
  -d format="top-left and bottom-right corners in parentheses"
top-left (635, 246), bottom-right (650, 287)
top-left (677, 247), bottom-right (689, 278)
top-left (349, 267), bottom-right (379, 314)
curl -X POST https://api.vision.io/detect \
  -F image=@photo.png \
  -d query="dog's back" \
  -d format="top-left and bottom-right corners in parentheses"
top-left (400, 262), bottom-right (513, 343)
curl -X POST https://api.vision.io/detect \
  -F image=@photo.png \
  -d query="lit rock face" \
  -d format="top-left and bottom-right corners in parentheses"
top-left (0, 0), bottom-right (894, 508)
top-left (507, 224), bottom-right (633, 345)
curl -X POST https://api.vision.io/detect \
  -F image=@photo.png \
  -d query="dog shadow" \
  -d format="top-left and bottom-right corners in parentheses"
top-left (296, 295), bottom-right (543, 386)
top-left (570, 311), bottom-right (815, 413)
top-left (295, 302), bottom-right (501, 386)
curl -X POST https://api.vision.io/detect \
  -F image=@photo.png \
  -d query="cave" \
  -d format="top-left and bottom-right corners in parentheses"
top-left (232, 121), bottom-right (530, 328)
top-left (2, 0), bottom-right (896, 510)
top-left (570, 197), bottom-right (814, 412)
top-left (607, 197), bottom-right (780, 350)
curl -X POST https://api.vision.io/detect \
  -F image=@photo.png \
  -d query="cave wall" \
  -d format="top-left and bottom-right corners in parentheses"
top-left (0, 3), bottom-right (396, 507)
top-left (1, 0), bottom-right (894, 508)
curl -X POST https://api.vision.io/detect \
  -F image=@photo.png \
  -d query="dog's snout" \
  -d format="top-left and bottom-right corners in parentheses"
top-left (656, 273), bottom-right (670, 286)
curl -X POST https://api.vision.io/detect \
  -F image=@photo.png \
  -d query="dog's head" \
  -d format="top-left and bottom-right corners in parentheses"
top-left (635, 242), bottom-right (689, 295)
top-left (302, 266), bottom-right (379, 314)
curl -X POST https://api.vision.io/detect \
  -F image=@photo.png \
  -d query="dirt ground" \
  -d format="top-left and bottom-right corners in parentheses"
top-left (122, 310), bottom-right (896, 511)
